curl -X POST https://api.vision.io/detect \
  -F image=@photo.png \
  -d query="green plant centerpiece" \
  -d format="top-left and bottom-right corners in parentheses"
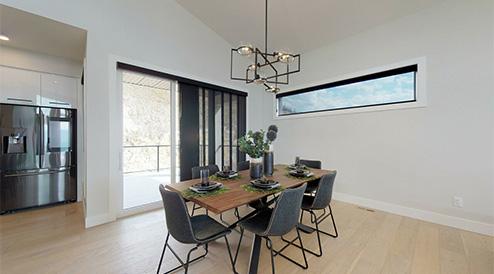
top-left (238, 125), bottom-right (278, 179)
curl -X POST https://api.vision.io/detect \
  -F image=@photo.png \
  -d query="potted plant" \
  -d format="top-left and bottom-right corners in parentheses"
top-left (238, 130), bottom-right (269, 179)
top-left (238, 125), bottom-right (279, 179)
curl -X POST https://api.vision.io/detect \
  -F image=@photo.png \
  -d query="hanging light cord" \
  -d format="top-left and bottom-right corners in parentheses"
top-left (265, 0), bottom-right (268, 54)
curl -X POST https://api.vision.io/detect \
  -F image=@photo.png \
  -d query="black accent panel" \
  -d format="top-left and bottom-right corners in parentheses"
top-left (208, 90), bottom-right (216, 165)
top-left (237, 96), bottom-right (247, 162)
top-left (179, 83), bottom-right (200, 181)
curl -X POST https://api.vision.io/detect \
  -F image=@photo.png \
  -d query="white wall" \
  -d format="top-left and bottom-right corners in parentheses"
top-left (0, 0), bottom-right (256, 227)
top-left (0, 45), bottom-right (82, 77)
top-left (261, 0), bottom-right (494, 234)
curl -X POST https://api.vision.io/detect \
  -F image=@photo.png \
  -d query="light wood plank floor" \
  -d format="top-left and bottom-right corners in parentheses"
top-left (0, 201), bottom-right (492, 274)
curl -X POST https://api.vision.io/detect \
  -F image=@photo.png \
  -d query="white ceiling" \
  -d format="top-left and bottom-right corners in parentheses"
top-left (0, 4), bottom-right (86, 62)
top-left (176, 0), bottom-right (444, 54)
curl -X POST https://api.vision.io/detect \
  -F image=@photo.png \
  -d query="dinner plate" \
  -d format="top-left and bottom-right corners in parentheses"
top-left (216, 171), bottom-right (239, 178)
top-left (190, 182), bottom-right (222, 193)
top-left (288, 164), bottom-right (307, 170)
top-left (289, 170), bottom-right (313, 177)
top-left (250, 179), bottom-right (280, 189)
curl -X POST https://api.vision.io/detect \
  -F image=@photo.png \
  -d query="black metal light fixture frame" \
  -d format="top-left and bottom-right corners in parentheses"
top-left (230, 0), bottom-right (301, 93)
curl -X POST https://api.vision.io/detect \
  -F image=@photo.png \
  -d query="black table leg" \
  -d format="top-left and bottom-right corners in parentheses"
top-left (248, 234), bottom-right (262, 274)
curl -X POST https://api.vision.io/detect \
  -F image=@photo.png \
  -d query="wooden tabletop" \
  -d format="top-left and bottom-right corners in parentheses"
top-left (165, 164), bottom-right (334, 214)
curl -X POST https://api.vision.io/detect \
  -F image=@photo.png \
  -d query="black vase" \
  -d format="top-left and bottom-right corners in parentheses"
top-left (263, 151), bottom-right (274, 176)
top-left (250, 158), bottom-right (263, 179)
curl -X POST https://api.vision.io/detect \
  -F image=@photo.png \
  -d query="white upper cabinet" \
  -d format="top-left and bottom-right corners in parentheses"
top-left (40, 73), bottom-right (78, 108)
top-left (0, 66), bottom-right (40, 105)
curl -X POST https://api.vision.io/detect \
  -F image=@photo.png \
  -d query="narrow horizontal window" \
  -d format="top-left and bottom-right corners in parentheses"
top-left (276, 65), bottom-right (417, 116)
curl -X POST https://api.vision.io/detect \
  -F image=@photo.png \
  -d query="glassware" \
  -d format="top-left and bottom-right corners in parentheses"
top-left (200, 169), bottom-right (210, 186)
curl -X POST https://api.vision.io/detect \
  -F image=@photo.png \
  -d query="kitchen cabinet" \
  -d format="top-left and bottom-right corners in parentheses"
top-left (0, 66), bottom-right (40, 105)
top-left (40, 73), bottom-right (78, 108)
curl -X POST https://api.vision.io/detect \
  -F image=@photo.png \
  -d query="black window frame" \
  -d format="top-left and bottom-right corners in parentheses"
top-left (276, 64), bottom-right (418, 116)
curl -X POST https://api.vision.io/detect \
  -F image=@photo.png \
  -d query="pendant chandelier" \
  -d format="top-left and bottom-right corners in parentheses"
top-left (230, 0), bottom-right (300, 94)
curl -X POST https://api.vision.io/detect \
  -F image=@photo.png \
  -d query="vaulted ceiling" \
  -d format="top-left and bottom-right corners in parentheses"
top-left (177, 0), bottom-right (444, 54)
top-left (0, 4), bottom-right (86, 61)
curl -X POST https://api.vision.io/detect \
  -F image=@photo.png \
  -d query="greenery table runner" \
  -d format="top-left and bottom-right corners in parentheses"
top-left (209, 174), bottom-right (242, 181)
top-left (181, 186), bottom-right (230, 199)
top-left (241, 184), bottom-right (284, 195)
top-left (284, 172), bottom-right (315, 180)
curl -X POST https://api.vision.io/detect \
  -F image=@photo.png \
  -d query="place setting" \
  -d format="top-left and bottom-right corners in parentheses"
top-left (286, 156), bottom-right (314, 179)
top-left (184, 169), bottom-right (228, 199)
top-left (240, 176), bottom-right (283, 194)
top-left (210, 165), bottom-right (240, 180)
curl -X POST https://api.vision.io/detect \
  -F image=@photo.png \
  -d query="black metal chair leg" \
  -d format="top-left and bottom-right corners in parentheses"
top-left (158, 243), bottom-right (208, 274)
top-left (184, 246), bottom-right (199, 274)
top-left (191, 203), bottom-right (196, 216)
top-left (269, 232), bottom-right (309, 270)
top-left (266, 237), bottom-right (276, 274)
top-left (233, 227), bottom-right (244, 264)
top-left (224, 236), bottom-right (239, 274)
top-left (328, 205), bottom-right (338, 238)
top-left (295, 228), bottom-right (308, 269)
top-left (278, 210), bottom-right (324, 257)
top-left (234, 208), bottom-right (240, 220)
top-left (156, 233), bottom-right (170, 274)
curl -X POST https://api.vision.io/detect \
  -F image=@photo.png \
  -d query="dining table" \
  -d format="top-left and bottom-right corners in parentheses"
top-left (165, 164), bottom-right (334, 274)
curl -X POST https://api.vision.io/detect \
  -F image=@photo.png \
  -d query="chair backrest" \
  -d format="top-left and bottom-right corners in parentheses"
top-left (159, 185), bottom-right (197, 244)
top-left (311, 171), bottom-right (337, 209)
top-left (237, 161), bottom-right (250, 171)
top-left (191, 164), bottom-right (220, 179)
top-left (262, 184), bottom-right (307, 236)
top-left (299, 159), bottom-right (322, 169)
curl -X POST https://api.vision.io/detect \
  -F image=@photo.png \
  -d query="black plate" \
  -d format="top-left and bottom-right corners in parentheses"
top-left (288, 164), bottom-right (307, 170)
top-left (289, 170), bottom-right (309, 177)
top-left (191, 182), bottom-right (221, 191)
top-left (217, 171), bottom-right (237, 178)
top-left (250, 179), bottom-right (279, 188)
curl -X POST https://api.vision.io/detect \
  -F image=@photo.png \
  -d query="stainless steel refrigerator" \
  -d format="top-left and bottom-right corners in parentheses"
top-left (0, 104), bottom-right (77, 214)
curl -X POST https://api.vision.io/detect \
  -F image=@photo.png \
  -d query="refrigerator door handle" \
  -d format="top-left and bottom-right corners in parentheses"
top-left (40, 111), bottom-right (46, 167)
top-left (3, 170), bottom-right (61, 178)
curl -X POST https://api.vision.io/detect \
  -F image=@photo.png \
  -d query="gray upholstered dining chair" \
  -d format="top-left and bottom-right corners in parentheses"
top-left (234, 184), bottom-right (308, 274)
top-left (157, 185), bottom-right (237, 274)
top-left (299, 159), bottom-right (322, 194)
top-left (279, 171), bottom-right (338, 257)
top-left (190, 164), bottom-right (220, 216)
top-left (237, 161), bottom-right (250, 171)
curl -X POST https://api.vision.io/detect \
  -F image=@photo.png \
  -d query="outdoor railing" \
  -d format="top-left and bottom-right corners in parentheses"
top-left (123, 144), bottom-right (239, 174)
top-left (123, 145), bottom-right (172, 174)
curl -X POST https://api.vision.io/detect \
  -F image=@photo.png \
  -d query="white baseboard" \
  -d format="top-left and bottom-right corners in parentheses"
top-left (333, 192), bottom-right (494, 236)
top-left (85, 213), bottom-right (116, 228)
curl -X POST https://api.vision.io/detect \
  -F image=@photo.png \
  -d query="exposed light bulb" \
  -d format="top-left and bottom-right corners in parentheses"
top-left (277, 51), bottom-right (295, 63)
top-left (248, 64), bottom-right (257, 71)
top-left (237, 44), bottom-right (253, 56)
top-left (265, 86), bottom-right (280, 93)
top-left (253, 75), bottom-right (266, 85)
top-left (0, 34), bottom-right (10, 41)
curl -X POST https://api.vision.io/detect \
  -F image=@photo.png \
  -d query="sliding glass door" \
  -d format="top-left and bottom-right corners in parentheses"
top-left (116, 63), bottom-right (247, 213)
top-left (121, 70), bottom-right (177, 210)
